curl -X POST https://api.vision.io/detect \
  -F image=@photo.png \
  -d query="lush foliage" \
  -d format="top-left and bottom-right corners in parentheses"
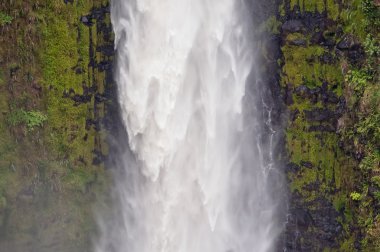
top-left (7, 109), bottom-right (47, 131)
top-left (362, 0), bottom-right (380, 26)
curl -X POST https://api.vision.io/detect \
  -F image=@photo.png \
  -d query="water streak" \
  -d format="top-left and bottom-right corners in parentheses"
top-left (95, 0), bottom-right (283, 251)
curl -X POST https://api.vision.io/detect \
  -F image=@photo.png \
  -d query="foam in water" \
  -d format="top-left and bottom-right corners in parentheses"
top-left (95, 0), bottom-right (283, 251)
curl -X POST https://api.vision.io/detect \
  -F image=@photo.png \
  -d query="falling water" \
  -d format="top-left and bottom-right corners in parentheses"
top-left (95, 0), bottom-right (284, 251)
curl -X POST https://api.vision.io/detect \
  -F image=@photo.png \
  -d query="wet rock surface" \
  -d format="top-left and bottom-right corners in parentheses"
top-left (277, 1), bottom-right (363, 250)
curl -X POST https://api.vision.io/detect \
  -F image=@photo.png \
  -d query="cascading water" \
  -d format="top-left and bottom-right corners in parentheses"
top-left (95, 0), bottom-right (285, 251)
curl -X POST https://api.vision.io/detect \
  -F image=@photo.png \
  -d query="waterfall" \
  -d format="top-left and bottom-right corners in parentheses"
top-left (95, 0), bottom-right (284, 251)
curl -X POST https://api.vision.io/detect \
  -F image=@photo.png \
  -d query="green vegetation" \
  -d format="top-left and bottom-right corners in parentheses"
top-left (350, 191), bottom-right (361, 201)
top-left (0, 1), bottom-right (111, 251)
top-left (362, 0), bottom-right (380, 26)
top-left (278, 0), bottom-right (380, 249)
top-left (7, 109), bottom-right (47, 131)
top-left (345, 69), bottom-right (372, 94)
top-left (259, 16), bottom-right (281, 34)
top-left (0, 12), bottom-right (12, 25)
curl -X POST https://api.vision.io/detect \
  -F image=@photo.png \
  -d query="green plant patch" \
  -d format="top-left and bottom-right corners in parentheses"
top-left (0, 12), bottom-right (12, 26)
top-left (7, 109), bottom-right (47, 131)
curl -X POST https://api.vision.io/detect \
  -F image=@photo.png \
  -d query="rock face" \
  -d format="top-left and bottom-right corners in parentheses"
top-left (277, 0), bottom-right (379, 250)
top-left (0, 1), bottom-right (114, 251)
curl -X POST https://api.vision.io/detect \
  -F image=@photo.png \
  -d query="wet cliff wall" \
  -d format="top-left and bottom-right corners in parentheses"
top-left (0, 1), bottom-right (113, 251)
top-left (271, 0), bottom-right (379, 250)
top-left (0, 0), bottom-right (379, 251)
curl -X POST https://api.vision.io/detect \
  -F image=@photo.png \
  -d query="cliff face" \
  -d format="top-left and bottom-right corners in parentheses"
top-left (0, 0), bottom-right (378, 251)
top-left (0, 1), bottom-right (113, 251)
top-left (275, 0), bottom-right (380, 250)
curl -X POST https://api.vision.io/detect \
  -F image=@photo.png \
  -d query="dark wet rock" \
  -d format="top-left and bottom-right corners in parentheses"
top-left (97, 45), bottom-right (115, 57)
top-left (323, 91), bottom-right (339, 104)
top-left (71, 94), bottom-right (92, 105)
top-left (303, 181), bottom-right (320, 191)
top-left (304, 108), bottom-right (337, 122)
top-left (347, 49), bottom-right (365, 64)
top-left (290, 109), bottom-right (300, 121)
top-left (308, 124), bottom-right (336, 132)
top-left (284, 85), bottom-right (294, 105)
top-left (97, 61), bottom-right (112, 71)
top-left (85, 118), bottom-right (96, 131)
top-left (336, 97), bottom-right (346, 115)
top-left (263, 35), bottom-right (282, 61)
top-left (293, 208), bottom-right (313, 229)
top-left (282, 20), bottom-right (304, 33)
top-left (319, 52), bottom-right (335, 64)
top-left (97, 22), bottom-right (113, 36)
top-left (289, 39), bottom-right (307, 46)
top-left (74, 67), bottom-right (84, 75)
top-left (355, 151), bottom-right (365, 161)
top-left (91, 7), bottom-right (109, 21)
top-left (368, 186), bottom-right (380, 198)
top-left (300, 161), bottom-right (313, 168)
top-left (95, 93), bottom-right (107, 103)
top-left (336, 34), bottom-right (360, 51)
top-left (92, 149), bottom-right (106, 165)
top-left (10, 65), bottom-right (20, 77)
top-left (286, 197), bottom-right (343, 250)
top-left (294, 85), bottom-right (320, 103)
top-left (80, 15), bottom-right (92, 26)
top-left (322, 38), bottom-right (336, 47)
top-left (294, 85), bottom-right (311, 97)
top-left (286, 162), bottom-right (301, 173)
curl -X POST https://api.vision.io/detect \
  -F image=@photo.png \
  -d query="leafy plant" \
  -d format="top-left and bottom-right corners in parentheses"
top-left (350, 191), bottom-right (362, 201)
top-left (7, 109), bottom-right (48, 131)
top-left (362, 0), bottom-right (380, 23)
top-left (364, 34), bottom-right (380, 71)
top-left (24, 111), bottom-right (48, 130)
top-left (360, 153), bottom-right (379, 171)
top-left (364, 34), bottom-right (380, 58)
top-left (357, 113), bottom-right (380, 143)
top-left (371, 176), bottom-right (380, 188)
top-left (374, 192), bottom-right (380, 201)
top-left (0, 12), bottom-right (12, 25)
top-left (346, 69), bottom-right (372, 93)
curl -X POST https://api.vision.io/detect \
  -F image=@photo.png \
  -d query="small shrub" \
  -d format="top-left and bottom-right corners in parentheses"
top-left (7, 109), bottom-right (47, 131)
top-left (350, 191), bottom-right (362, 201)
top-left (362, 0), bottom-right (380, 23)
top-left (364, 34), bottom-right (380, 58)
top-left (374, 192), bottom-right (380, 201)
top-left (357, 113), bottom-right (380, 143)
top-left (0, 12), bottom-right (12, 25)
top-left (372, 176), bottom-right (380, 188)
top-left (345, 68), bottom-right (373, 94)
top-left (24, 111), bottom-right (48, 130)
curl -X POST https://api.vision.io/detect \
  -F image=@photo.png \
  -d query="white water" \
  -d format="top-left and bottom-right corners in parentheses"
top-left (95, 0), bottom-right (283, 251)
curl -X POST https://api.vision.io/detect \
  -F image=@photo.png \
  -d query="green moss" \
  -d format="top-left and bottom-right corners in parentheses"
top-left (36, 1), bottom-right (101, 163)
top-left (0, 0), bottom-right (111, 250)
top-left (281, 45), bottom-right (327, 86)
top-left (64, 167), bottom-right (96, 193)
top-left (259, 16), bottom-right (281, 34)
top-left (340, 0), bottom-right (367, 40)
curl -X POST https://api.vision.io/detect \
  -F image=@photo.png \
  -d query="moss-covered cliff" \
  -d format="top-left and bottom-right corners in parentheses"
top-left (272, 0), bottom-right (379, 250)
top-left (0, 1), bottom-right (113, 251)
